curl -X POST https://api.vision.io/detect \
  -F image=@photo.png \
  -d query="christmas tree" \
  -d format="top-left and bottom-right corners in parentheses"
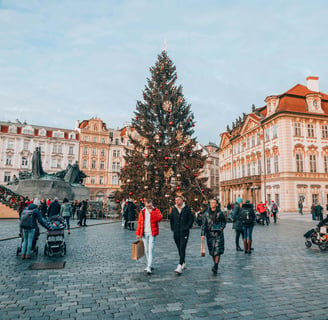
top-left (119, 51), bottom-right (212, 216)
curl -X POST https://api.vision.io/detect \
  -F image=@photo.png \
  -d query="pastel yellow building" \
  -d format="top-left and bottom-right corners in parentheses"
top-left (219, 77), bottom-right (328, 212)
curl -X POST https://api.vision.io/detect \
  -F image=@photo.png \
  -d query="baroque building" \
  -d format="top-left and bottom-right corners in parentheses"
top-left (201, 143), bottom-right (220, 197)
top-left (77, 118), bottom-right (137, 201)
top-left (0, 120), bottom-right (79, 184)
top-left (219, 76), bottom-right (328, 212)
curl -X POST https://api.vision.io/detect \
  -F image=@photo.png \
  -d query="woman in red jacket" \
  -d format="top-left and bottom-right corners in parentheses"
top-left (136, 199), bottom-right (162, 275)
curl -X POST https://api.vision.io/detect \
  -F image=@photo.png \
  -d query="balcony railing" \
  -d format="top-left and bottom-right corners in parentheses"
top-left (220, 175), bottom-right (261, 186)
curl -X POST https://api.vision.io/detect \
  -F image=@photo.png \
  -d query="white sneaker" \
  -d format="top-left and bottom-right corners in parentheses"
top-left (145, 267), bottom-right (152, 274)
top-left (181, 263), bottom-right (186, 270)
top-left (174, 264), bottom-right (182, 274)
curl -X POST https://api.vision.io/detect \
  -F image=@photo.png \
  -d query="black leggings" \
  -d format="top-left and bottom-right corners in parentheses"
top-left (235, 229), bottom-right (244, 248)
top-left (174, 234), bottom-right (189, 265)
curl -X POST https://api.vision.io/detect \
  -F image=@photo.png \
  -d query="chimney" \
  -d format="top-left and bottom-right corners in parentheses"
top-left (306, 76), bottom-right (319, 92)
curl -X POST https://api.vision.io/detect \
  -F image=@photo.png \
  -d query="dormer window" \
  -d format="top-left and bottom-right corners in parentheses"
top-left (9, 125), bottom-right (16, 133)
top-left (306, 93), bottom-right (323, 113)
top-left (22, 125), bottom-right (34, 135)
top-left (39, 128), bottom-right (46, 136)
top-left (265, 96), bottom-right (279, 117)
top-left (53, 130), bottom-right (64, 138)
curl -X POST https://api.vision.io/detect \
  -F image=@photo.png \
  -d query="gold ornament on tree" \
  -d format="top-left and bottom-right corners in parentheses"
top-left (163, 100), bottom-right (172, 112)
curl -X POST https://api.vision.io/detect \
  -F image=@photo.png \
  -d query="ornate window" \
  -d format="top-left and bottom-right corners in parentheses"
top-left (93, 137), bottom-right (97, 143)
top-left (7, 141), bottom-right (14, 149)
top-left (274, 155), bottom-right (279, 173)
top-left (272, 125), bottom-right (277, 139)
top-left (83, 147), bottom-right (88, 155)
top-left (4, 172), bottom-right (11, 182)
top-left (266, 157), bottom-right (271, 174)
top-left (265, 128), bottom-right (270, 141)
top-left (92, 148), bottom-right (97, 156)
top-left (91, 160), bottom-right (96, 169)
top-left (257, 159), bottom-right (261, 175)
top-left (309, 154), bottom-right (317, 173)
top-left (322, 125), bottom-right (328, 139)
top-left (82, 160), bottom-right (87, 168)
top-left (324, 155), bottom-right (328, 173)
top-left (6, 156), bottom-right (12, 165)
top-left (101, 149), bottom-right (105, 156)
top-left (21, 157), bottom-right (28, 167)
top-left (100, 161), bottom-right (105, 169)
top-left (307, 124), bottom-right (315, 138)
top-left (296, 154), bottom-right (303, 172)
top-left (294, 122), bottom-right (302, 137)
top-left (111, 175), bottom-right (119, 185)
top-left (99, 176), bottom-right (104, 185)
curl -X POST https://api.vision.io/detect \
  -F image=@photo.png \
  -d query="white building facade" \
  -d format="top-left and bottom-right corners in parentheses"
top-left (0, 121), bottom-right (79, 184)
top-left (219, 77), bottom-right (328, 212)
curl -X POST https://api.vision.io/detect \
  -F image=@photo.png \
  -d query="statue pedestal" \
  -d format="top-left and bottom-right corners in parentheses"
top-left (8, 179), bottom-right (89, 201)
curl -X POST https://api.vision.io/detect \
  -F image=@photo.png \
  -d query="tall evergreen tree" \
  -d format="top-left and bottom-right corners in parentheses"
top-left (119, 51), bottom-right (212, 216)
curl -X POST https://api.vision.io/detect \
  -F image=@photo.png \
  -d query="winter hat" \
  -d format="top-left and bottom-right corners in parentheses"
top-left (236, 197), bottom-right (243, 204)
top-left (245, 200), bottom-right (250, 204)
top-left (33, 199), bottom-right (41, 207)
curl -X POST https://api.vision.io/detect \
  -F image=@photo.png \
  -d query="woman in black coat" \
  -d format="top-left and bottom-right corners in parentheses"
top-left (201, 199), bottom-right (226, 274)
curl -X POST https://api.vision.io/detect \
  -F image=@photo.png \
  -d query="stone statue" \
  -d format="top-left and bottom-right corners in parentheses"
top-left (31, 147), bottom-right (45, 179)
top-left (55, 164), bottom-right (72, 179)
top-left (64, 161), bottom-right (86, 184)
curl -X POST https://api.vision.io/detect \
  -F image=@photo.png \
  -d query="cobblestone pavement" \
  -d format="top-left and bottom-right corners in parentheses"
top-left (0, 213), bottom-right (327, 319)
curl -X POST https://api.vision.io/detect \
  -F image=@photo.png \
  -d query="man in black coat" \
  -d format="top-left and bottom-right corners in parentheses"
top-left (170, 196), bottom-right (194, 274)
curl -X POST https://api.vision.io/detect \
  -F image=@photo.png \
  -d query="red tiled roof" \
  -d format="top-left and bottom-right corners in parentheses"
top-left (274, 84), bottom-right (328, 115)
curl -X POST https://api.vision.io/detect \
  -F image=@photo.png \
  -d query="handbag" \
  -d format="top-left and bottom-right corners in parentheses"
top-left (131, 239), bottom-right (145, 260)
top-left (201, 237), bottom-right (205, 257)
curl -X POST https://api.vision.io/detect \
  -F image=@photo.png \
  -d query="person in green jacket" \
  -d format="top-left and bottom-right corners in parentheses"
top-left (60, 198), bottom-right (72, 234)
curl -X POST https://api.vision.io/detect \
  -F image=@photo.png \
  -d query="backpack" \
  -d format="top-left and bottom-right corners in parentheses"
top-left (20, 209), bottom-right (34, 229)
top-left (240, 208), bottom-right (252, 227)
top-left (272, 204), bottom-right (278, 213)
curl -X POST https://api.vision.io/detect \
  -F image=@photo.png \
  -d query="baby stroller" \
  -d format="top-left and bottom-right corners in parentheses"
top-left (255, 211), bottom-right (269, 225)
top-left (44, 215), bottom-right (66, 257)
top-left (16, 225), bottom-right (40, 257)
top-left (304, 218), bottom-right (328, 251)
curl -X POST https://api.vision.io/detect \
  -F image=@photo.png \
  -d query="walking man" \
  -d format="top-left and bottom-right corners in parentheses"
top-left (170, 195), bottom-right (194, 274)
top-left (136, 199), bottom-right (162, 275)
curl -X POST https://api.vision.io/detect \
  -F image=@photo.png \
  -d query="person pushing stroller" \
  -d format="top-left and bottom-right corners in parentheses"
top-left (19, 199), bottom-right (50, 260)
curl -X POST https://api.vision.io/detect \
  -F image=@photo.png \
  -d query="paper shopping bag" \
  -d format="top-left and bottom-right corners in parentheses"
top-left (132, 240), bottom-right (145, 260)
top-left (201, 237), bottom-right (205, 257)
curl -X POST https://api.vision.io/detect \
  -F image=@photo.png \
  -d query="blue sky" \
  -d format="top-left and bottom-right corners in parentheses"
top-left (1, 0), bottom-right (328, 144)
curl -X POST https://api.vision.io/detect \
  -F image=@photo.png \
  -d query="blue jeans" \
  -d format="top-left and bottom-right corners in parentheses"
top-left (22, 228), bottom-right (36, 256)
top-left (242, 226), bottom-right (254, 241)
top-left (142, 234), bottom-right (156, 268)
top-left (64, 216), bottom-right (70, 230)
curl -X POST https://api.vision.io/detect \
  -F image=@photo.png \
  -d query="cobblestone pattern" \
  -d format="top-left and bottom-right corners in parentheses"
top-left (0, 214), bottom-right (327, 319)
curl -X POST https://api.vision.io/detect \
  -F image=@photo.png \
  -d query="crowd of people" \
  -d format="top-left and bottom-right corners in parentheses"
top-left (18, 196), bottom-right (90, 260)
top-left (132, 196), bottom-right (285, 276)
